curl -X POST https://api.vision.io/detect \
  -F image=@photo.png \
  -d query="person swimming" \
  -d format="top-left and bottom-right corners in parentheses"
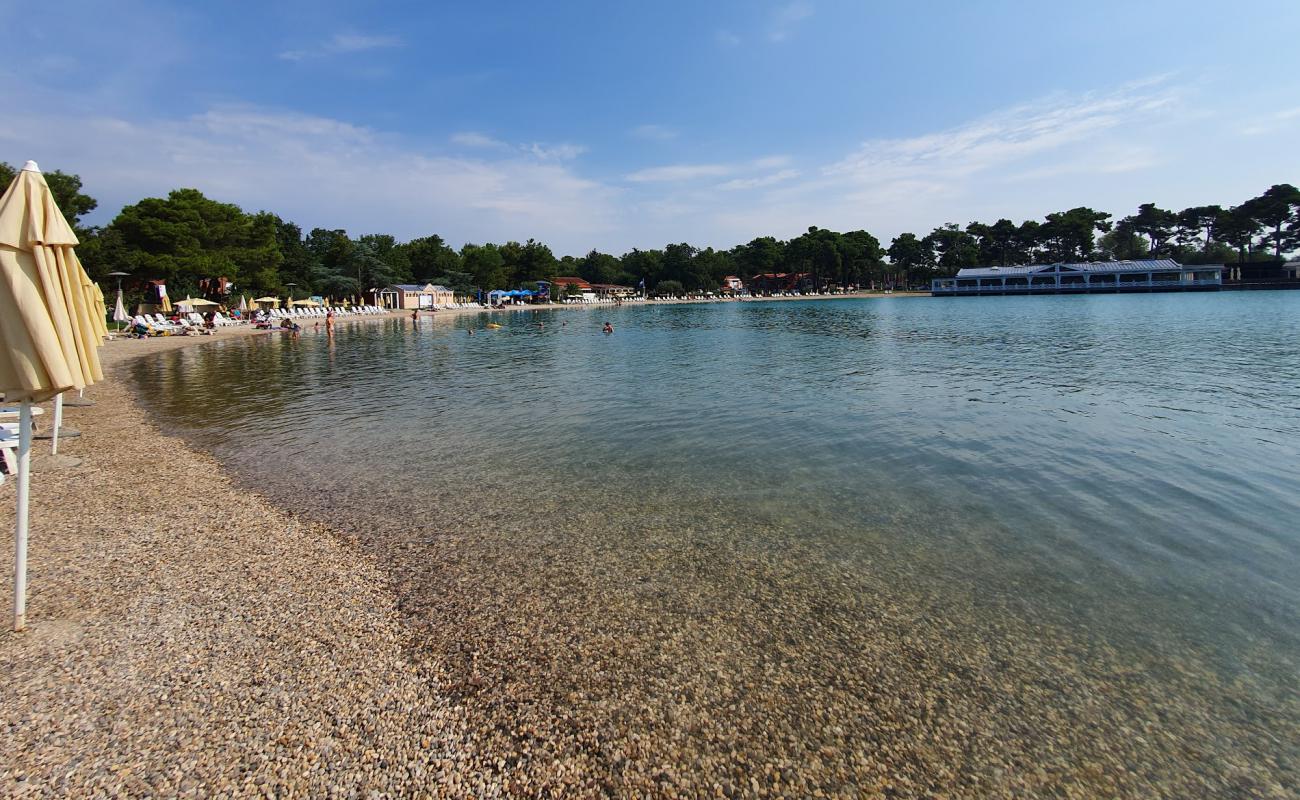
top-left (603, 322), bottom-right (613, 334)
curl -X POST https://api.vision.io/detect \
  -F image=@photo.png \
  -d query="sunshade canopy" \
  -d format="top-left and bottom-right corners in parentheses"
top-left (0, 162), bottom-right (104, 402)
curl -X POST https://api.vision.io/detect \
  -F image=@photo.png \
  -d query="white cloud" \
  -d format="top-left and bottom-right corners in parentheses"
top-left (717, 169), bottom-right (801, 191)
top-left (279, 33), bottom-right (403, 61)
top-left (825, 81), bottom-right (1177, 183)
top-left (451, 131), bottom-right (508, 149)
top-left (769, 2), bottom-right (813, 42)
top-left (625, 155), bottom-right (791, 184)
top-left (614, 78), bottom-right (1230, 250)
top-left (1239, 106), bottom-right (1300, 136)
top-left (452, 133), bottom-right (586, 161)
top-left (2, 70), bottom-right (1282, 256)
top-left (716, 30), bottom-right (741, 47)
top-left (625, 163), bottom-right (734, 182)
top-left (0, 89), bottom-right (617, 252)
top-left (524, 142), bottom-right (587, 161)
top-left (630, 124), bottom-right (678, 141)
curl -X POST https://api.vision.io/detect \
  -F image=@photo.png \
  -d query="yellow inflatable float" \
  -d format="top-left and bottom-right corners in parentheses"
top-left (486, 323), bottom-right (503, 329)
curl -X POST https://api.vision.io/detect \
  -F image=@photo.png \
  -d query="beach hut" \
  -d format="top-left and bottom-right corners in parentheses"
top-left (0, 161), bottom-right (105, 631)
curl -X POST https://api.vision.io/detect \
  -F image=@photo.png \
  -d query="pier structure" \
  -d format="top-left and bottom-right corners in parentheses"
top-left (931, 259), bottom-right (1222, 296)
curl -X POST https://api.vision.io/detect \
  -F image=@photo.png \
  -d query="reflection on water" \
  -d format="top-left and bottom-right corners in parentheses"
top-left (132, 294), bottom-right (1299, 795)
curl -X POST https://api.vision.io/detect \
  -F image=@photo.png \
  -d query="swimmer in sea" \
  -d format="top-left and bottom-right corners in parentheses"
top-left (603, 322), bottom-right (613, 334)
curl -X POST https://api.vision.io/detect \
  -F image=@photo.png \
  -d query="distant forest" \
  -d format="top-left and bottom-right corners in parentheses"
top-left (3, 162), bottom-right (1296, 302)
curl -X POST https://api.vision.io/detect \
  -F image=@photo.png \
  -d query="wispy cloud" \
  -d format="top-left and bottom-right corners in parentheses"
top-left (716, 30), bottom-right (741, 47)
top-left (451, 131), bottom-right (508, 149)
top-left (524, 142), bottom-right (587, 161)
top-left (630, 124), bottom-right (679, 141)
top-left (625, 163), bottom-right (734, 183)
top-left (0, 90), bottom-right (616, 251)
top-left (825, 80), bottom-right (1177, 183)
top-left (279, 33), bottom-right (403, 61)
top-left (769, 2), bottom-right (813, 42)
top-left (1239, 106), bottom-right (1300, 136)
top-left (625, 155), bottom-right (791, 183)
top-left (619, 78), bottom-right (1198, 249)
top-left (2, 70), bottom-right (1266, 256)
top-left (717, 169), bottom-right (800, 191)
top-left (451, 132), bottom-right (586, 162)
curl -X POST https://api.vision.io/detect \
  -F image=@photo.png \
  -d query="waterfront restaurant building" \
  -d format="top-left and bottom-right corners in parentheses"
top-left (931, 259), bottom-right (1222, 296)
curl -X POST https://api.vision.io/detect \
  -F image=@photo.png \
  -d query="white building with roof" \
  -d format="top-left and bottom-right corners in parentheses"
top-left (931, 260), bottom-right (1221, 296)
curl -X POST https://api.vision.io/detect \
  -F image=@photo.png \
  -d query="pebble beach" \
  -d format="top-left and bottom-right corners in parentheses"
top-left (0, 323), bottom-right (508, 797)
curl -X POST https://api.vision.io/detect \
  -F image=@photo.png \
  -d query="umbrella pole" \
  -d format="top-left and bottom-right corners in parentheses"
top-left (13, 402), bottom-right (32, 631)
top-left (51, 393), bottom-right (63, 455)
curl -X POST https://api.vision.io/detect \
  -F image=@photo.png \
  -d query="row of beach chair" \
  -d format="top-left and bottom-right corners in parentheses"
top-left (129, 313), bottom-right (239, 336)
top-left (265, 306), bottom-right (385, 320)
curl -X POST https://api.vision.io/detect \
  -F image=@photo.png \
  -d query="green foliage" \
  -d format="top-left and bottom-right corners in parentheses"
top-left (1241, 184), bottom-right (1300, 259)
top-left (404, 235), bottom-right (462, 282)
top-left (1039, 207), bottom-right (1112, 261)
top-left (578, 250), bottom-right (626, 285)
top-left (922, 224), bottom-right (980, 276)
top-left (461, 243), bottom-right (508, 290)
top-left (887, 232), bottom-right (931, 283)
top-left (1098, 228), bottom-right (1150, 261)
top-left (1120, 204), bottom-right (1177, 256)
top-left (82, 188), bottom-right (282, 297)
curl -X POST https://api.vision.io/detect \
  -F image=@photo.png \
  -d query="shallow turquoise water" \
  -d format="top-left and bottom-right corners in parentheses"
top-left (132, 292), bottom-right (1300, 792)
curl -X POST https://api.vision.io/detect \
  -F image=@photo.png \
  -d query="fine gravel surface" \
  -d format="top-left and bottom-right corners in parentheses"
top-left (0, 330), bottom-right (497, 798)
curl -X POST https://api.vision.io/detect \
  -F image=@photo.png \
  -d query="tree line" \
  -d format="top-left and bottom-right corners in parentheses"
top-left (3, 162), bottom-right (1296, 303)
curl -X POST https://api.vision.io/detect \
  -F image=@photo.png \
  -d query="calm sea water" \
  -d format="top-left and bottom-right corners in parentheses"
top-left (131, 292), bottom-right (1300, 792)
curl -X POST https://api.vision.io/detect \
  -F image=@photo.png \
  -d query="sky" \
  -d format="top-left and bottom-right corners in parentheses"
top-left (2, 0), bottom-right (1298, 256)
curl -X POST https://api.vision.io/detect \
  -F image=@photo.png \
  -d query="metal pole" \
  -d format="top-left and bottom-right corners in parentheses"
top-left (51, 393), bottom-right (63, 455)
top-left (14, 402), bottom-right (32, 631)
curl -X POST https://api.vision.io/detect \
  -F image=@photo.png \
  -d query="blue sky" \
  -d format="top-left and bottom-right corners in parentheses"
top-left (2, 0), bottom-right (1298, 255)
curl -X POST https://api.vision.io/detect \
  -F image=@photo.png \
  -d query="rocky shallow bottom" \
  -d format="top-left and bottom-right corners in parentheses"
top-left (3, 330), bottom-right (1298, 798)
top-left (292, 486), bottom-right (1297, 799)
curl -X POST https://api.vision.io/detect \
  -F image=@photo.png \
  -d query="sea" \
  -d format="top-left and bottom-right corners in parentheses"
top-left (132, 292), bottom-right (1299, 796)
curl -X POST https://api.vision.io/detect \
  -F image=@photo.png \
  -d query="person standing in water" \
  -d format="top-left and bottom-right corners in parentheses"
top-left (603, 322), bottom-right (613, 334)
top-left (325, 308), bottom-right (335, 336)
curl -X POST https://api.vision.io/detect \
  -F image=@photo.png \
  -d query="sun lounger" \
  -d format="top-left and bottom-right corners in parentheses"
top-left (1, 426), bottom-right (16, 482)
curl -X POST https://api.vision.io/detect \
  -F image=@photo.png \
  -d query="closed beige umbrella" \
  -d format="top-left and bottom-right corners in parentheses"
top-left (0, 160), bottom-right (105, 630)
top-left (89, 280), bottom-right (109, 339)
top-left (0, 161), bottom-right (101, 399)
